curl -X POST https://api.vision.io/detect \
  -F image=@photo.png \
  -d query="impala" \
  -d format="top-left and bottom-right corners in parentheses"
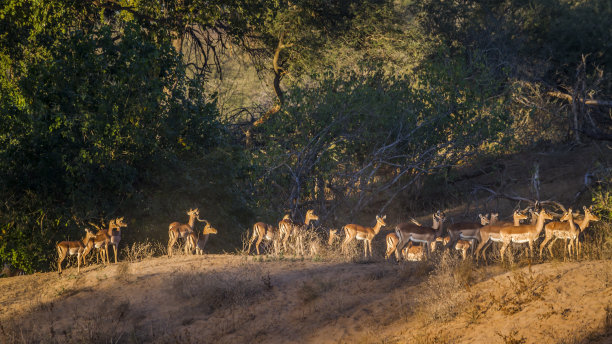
top-left (247, 222), bottom-right (279, 255)
top-left (444, 213), bottom-right (492, 253)
top-left (278, 210), bottom-right (319, 255)
top-left (108, 217), bottom-right (127, 264)
top-left (387, 214), bottom-right (439, 260)
top-left (56, 228), bottom-right (97, 274)
top-left (568, 206), bottom-right (600, 257)
top-left (88, 221), bottom-right (113, 264)
top-left (341, 215), bottom-right (387, 258)
top-left (395, 211), bottom-right (445, 260)
top-left (187, 219), bottom-right (218, 255)
top-left (387, 232), bottom-right (437, 261)
top-left (538, 208), bottom-right (577, 259)
top-left (474, 210), bottom-right (529, 262)
top-left (168, 208), bottom-right (201, 257)
top-left (385, 233), bottom-right (405, 260)
top-left (499, 209), bottom-right (553, 262)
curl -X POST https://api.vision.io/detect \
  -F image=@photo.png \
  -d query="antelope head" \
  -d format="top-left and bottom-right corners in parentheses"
top-left (434, 211), bottom-right (446, 224)
top-left (584, 206), bottom-right (600, 222)
top-left (201, 220), bottom-right (218, 235)
top-left (513, 210), bottom-right (528, 222)
top-left (376, 215), bottom-right (387, 228)
top-left (187, 208), bottom-right (199, 218)
top-left (560, 208), bottom-right (573, 222)
top-left (534, 209), bottom-right (554, 222)
top-left (490, 213), bottom-right (499, 224)
top-left (478, 213), bottom-right (489, 226)
top-left (114, 217), bottom-right (127, 228)
top-left (282, 214), bottom-right (291, 221)
top-left (305, 210), bottom-right (319, 225)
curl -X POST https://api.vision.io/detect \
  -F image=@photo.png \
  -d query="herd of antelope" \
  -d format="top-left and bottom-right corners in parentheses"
top-left (55, 203), bottom-right (600, 274)
top-left (56, 208), bottom-right (218, 274)
top-left (247, 205), bottom-right (601, 263)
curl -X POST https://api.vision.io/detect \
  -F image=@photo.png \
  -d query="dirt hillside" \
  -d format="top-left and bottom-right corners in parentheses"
top-left (1, 254), bottom-right (610, 344)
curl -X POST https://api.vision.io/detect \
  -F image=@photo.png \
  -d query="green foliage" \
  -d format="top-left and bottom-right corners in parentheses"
top-left (0, 24), bottom-right (249, 272)
top-left (250, 63), bottom-right (511, 219)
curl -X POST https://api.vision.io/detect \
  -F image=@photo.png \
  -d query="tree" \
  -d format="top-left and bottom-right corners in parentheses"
top-left (0, 24), bottom-right (243, 272)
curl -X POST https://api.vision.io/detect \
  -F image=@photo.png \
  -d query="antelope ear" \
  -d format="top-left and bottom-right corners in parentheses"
top-left (382, 215), bottom-right (386, 219)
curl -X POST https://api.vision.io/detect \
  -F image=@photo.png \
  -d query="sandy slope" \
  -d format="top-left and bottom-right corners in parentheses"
top-left (0, 255), bottom-right (610, 343)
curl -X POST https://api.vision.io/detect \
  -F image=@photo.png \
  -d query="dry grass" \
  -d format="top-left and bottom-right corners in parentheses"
top-left (121, 239), bottom-right (166, 262)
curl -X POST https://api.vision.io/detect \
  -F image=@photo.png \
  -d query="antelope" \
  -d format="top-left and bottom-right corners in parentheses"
top-left (474, 210), bottom-right (529, 262)
top-left (568, 206), bottom-right (600, 257)
top-left (385, 232), bottom-right (402, 260)
top-left (387, 213), bottom-right (439, 260)
top-left (88, 222), bottom-right (113, 264)
top-left (279, 210), bottom-right (319, 255)
top-left (247, 222), bottom-right (279, 255)
top-left (108, 217), bottom-right (127, 264)
top-left (443, 213), bottom-right (492, 253)
top-left (341, 215), bottom-right (387, 258)
top-left (538, 208), bottom-right (577, 259)
top-left (386, 232), bottom-right (437, 261)
top-left (56, 228), bottom-right (97, 274)
top-left (187, 220), bottom-right (218, 255)
top-left (499, 209), bottom-right (553, 262)
top-left (395, 211), bottom-right (445, 260)
top-left (168, 208), bottom-right (201, 257)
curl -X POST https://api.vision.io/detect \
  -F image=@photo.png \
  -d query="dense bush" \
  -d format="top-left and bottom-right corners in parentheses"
top-left (0, 25), bottom-right (250, 272)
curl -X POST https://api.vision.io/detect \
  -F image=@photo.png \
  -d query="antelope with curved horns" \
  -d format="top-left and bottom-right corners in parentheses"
top-left (279, 210), bottom-right (319, 255)
top-left (108, 217), bottom-right (127, 264)
top-left (395, 211), bottom-right (445, 260)
top-left (474, 210), bottom-right (529, 263)
top-left (247, 222), bottom-right (279, 255)
top-left (341, 215), bottom-right (387, 258)
top-left (187, 219), bottom-right (218, 255)
top-left (499, 209), bottom-right (553, 262)
top-left (56, 228), bottom-right (97, 274)
top-left (168, 208), bottom-right (201, 257)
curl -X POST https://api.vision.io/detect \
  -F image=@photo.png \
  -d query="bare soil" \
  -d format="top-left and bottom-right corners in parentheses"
top-left (0, 254), bottom-right (610, 344)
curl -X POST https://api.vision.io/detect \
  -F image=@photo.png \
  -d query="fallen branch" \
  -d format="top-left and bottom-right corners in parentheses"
top-left (473, 185), bottom-right (567, 212)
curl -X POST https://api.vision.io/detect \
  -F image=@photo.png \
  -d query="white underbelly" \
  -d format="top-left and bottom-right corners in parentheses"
top-left (356, 234), bottom-right (367, 240)
top-left (68, 248), bottom-right (80, 255)
top-left (489, 236), bottom-right (503, 242)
